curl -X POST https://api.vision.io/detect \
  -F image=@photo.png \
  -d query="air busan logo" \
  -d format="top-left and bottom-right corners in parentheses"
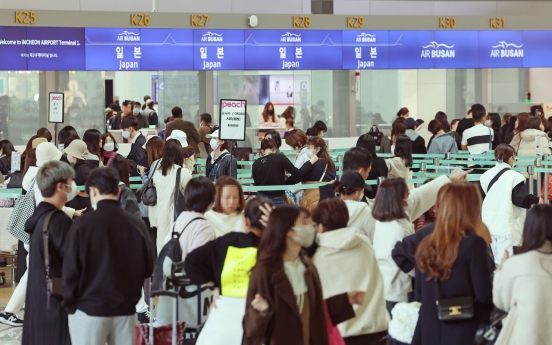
top-left (356, 33), bottom-right (376, 43)
top-left (491, 41), bottom-right (523, 58)
top-left (201, 32), bottom-right (223, 42)
top-left (421, 41), bottom-right (455, 58)
top-left (117, 31), bottom-right (140, 42)
top-left (281, 32), bottom-right (301, 43)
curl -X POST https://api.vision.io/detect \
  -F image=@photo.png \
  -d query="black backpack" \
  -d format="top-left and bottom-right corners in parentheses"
top-left (7, 171), bottom-right (23, 189)
top-left (151, 217), bottom-right (203, 291)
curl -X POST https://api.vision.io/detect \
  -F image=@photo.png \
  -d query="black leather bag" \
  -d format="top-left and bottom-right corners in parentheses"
top-left (43, 210), bottom-right (63, 307)
top-left (138, 161), bottom-right (160, 206)
top-left (174, 167), bottom-right (186, 221)
top-left (436, 295), bottom-right (474, 321)
top-left (368, 125), bottom-right (384, 146)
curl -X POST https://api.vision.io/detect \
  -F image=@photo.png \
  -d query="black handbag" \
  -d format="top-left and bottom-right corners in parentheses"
top-left (174, 167), bottom-right (186, 221)
top-left (138, 160), bottom-right (160, 206)
top-left (43, 210), bottom-right (63, 307)
top-left (368, 125), bottom-right (384, 146)
top-left (435, 280), bottom-right (474, 321)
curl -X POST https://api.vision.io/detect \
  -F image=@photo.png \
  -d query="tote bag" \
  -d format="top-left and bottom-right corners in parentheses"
top-left (6, 180), bottom-right (36, 245)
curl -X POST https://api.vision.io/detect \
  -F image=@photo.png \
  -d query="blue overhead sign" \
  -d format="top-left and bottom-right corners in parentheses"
top-left (3, 27), bottom-right (552, 70)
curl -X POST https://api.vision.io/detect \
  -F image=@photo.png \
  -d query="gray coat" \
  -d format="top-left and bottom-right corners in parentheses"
top-left (427, 132), bottom-right (458, 154)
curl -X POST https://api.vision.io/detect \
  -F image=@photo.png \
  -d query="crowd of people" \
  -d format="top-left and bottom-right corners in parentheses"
top-left (0, 101), bottom-right (551, 345)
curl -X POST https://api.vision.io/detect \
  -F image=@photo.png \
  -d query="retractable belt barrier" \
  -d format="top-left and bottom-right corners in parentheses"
top-left (1, 152), bottom-right (551, 200)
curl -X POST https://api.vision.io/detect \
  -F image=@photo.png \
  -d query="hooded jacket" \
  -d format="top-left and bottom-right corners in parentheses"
top-left (385, 157), bottom-right (412, 188)
top-left (373, 175), bottom-right (451, 302)
top-left (313, 227), bottom-right (389, 338)
top-left (427, 132), bottom-right (458, 154)
top-left (517, 129), bottom-right (551, 179)
top-left (344, 199), bottom-right (376, 243)
top-left (493, 242), bottom-right (552, 345)
top-left (405, 129), bottom-right (427, 154)
top-left (480, 163), bottom-right (528, 245)
top-left (204, 210), bottom-right (245, 238)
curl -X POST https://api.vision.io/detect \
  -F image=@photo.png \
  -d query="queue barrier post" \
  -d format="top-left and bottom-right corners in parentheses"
top-left (420, 162), bottom-right (427, 172)
top-left (527, 166), bottom-right (535, 195)
top-left (337, 155), bottom-right (344, 181)
top-left (445, 152), bottom-right (451, 160)
top-left (377, 176), bottom-right (386, 185)
top-left (432, 158), bottom-right (440, 172)
top-left (535, 157), bottom-right (542, 198)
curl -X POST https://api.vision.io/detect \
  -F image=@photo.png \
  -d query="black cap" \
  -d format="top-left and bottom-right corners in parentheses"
top-left (405, 118), bottom-right (417, 129)
top-left (340, 171), bottom-right (368, 192)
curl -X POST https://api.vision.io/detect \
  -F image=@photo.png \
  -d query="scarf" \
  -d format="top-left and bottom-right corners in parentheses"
top-left (102, 151), bottom-right (117, 167)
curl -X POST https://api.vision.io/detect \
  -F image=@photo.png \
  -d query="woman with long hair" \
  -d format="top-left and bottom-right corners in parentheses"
top-left (501, 113), bottom-right (512, 138)
top-left (150, 139), bottom-right (193, 252)
top-left (205, 129), bottom-right (237, 182)
top-left (205, 176), bottom-right (246, 237)
top-left (100, 132), bottom-right (121, 167)
top-left (517, 117), bottom-right (551, 180)
top-left (480, 144), bottom-right (542, 266)
top-left (109, 155), bottom-right (141, 219)
top-left (281, 106), bottom-right (295, 130)
top-left (493, 204), bottom-right (552, 345)
top-left (306, 121), bottom-right (328, 137)
top-left (507, 112), bottom-right (529, 148)
top-left (379, 118), bottom-right (406, 154)
top-left (243, 205), bottom-right (361, 345)
top-left (260, 102), bottom-right (277, 125)
top-left (488, 113), bottom-right (504, 149)
top-left (83, 129), bottom-right (103, 165)
top-left (412, 182), bottom-right (494, 345)
top-left (385, 135), bottom-right (413, 187)
top-left (0, 139), bottom-right (15, 175)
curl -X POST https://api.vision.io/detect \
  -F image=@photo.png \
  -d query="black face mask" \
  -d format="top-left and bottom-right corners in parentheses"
top-left (268, 110), bottom-right (274, 115)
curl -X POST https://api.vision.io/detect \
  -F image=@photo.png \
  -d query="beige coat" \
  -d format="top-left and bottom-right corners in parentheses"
top-left (149, 164), bottom-right (192, 252)
top-left (493, 242), bottom-right (552, 345)
top-left (516, 129), bottom-right (551, 179)
top-left (204, 210), bottom-right (245, 238)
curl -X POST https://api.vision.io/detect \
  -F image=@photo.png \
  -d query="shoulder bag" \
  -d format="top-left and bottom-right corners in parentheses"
top-left (43, 209), bottom-right (63, 307)
top-left (138, 160), bottom-right (160, 206)
top-left (6, 179), bottom-right (36, 245)
top-left (205, 152), bottom-right (229, 177)
top-left (368, 125), bottom-right (384, 146)
top-left (174, 167), bottom-right (187, 221)
top-left (435, 280), bottom-right (474, 321)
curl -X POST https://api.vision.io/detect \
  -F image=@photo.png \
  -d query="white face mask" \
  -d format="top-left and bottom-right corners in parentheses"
top-left (357, 191), bottom-right (364, 202)
top-left (122, 130), bottom-right (131, 139)
top-left (305, 149), bottom-right (314, 158)
top-left (60, 181), bottom-right (77, 202)
top-left (103, 143), bottom-right (115, 152)
top-left (484, 120), bottom-right (492, 127)
top-left (319, 132), bottom-right (324, 138)
top-left (210, 139), bottom-right (219, 151)
top-left (292, 224), bottom-right (316, 248)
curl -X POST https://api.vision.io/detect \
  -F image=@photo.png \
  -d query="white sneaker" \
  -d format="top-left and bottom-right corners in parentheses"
top-left (0, 311), bottom-right (23, 327)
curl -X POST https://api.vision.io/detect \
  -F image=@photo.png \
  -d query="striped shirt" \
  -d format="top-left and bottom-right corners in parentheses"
top-left (461, 124), bottom-right (494, 154)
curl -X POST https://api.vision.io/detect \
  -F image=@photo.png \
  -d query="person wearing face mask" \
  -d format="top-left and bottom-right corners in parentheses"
top-left (305, 120), bottom-right (328, 138)
top-left (121, 116), bottom-right (147, 175)
top-left (19, 161), bottom-right (75, 345)
top-left (205, 129), bottom-right (237, 182)
top-left (100, 132), bottom-right (121, 166)
top-left (64, 139), bottom-right (97, 213)
top-left (243, 205), bottom-right (363, 345)
top-left (133, 101), bottom-right (149, 129)
top-left (83, 129), bottom-right (104, 166)
top-left (204, 176), bottom-right (246, 237)
top-left (185, 197), bottom-right (273, 345)
top-left (63, 167), bottom-right (155, 345)
top-left (253, 139), bottom-right (317, 207)
top-left (260, 102), bottom-right (277, 126)
top-left (371, 170), bottom-right (469, 315)
top-left (480, 144), bottom-right (543, 266)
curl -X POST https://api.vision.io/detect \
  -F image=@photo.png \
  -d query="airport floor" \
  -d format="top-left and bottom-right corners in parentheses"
top-left (0, 283), bottom-right (22, 345)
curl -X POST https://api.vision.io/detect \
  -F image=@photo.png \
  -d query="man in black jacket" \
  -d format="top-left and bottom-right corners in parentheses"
top-left (63, 167), bottom-right (156, 345)
top-left (110, 99), bottom-right (133, 130)
top-left (122, 116), bottom-right (147, 176)
top-left (319, 147), bottom-right (373, 202)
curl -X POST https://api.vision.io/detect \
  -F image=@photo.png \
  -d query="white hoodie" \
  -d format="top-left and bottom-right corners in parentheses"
top-left (313, 227), bottom-right (389, 338)
top-left (204, 210), bottom-right (245, 238)
top-left (373, 175), bottom-right (450, 302)
top-left (344, 199), bottom-right (377, 243)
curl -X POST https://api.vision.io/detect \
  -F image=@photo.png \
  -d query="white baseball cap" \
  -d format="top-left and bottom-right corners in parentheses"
top-left (205, 130), bottom-right (219, 139)
top-left (166, 130), bottom-right (189, 148)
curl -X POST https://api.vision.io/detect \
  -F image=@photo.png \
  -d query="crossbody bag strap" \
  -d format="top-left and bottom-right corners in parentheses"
top-left (43, 209), bottom-right (57, 307)
top-left (319, 164), bottom-right (328, 182)
top-left (175, 217), bottom-right (204, 239)
top-left (174, 167), bottom-right (182, 206)
top-left (487, 168), bottom-right (511, 193)
top-left (206, 153), bottom-right (229, 176)
top-left (488, 128), bottom-right (492, 151)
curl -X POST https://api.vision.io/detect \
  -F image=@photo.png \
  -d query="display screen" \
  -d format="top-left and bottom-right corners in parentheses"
top-left (1, 27), bottom-right (552, 70)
